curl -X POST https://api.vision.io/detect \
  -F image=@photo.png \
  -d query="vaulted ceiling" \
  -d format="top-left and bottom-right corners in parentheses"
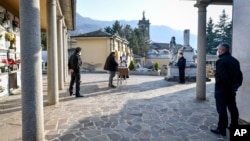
top-left (0, 0), bottom-right (76, 31)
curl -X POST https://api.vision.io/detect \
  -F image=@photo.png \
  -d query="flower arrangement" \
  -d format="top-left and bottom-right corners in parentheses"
top-left (5, 32), bottom-right (16, 48)
top-left (5, 32), bottom-right (14, 41)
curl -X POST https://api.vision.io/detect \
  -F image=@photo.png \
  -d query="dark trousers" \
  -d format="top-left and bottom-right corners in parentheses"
top-left (178, 68), bottom-right (185, 83)
top-left (109, 71), bottom-right (116, 86)
top-left (69, 72), bottom-right (81, 96)
top-left (215, 89), bottom-right (239, 130)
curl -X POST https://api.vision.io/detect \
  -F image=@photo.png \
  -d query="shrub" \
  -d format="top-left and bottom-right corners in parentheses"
top-left (128, 60), bottom-right (135, 71)
top-left (154, 62), bottom-right (159, 71)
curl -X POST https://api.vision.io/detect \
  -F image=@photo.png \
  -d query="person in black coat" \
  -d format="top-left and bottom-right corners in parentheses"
top-left (68, 47), bottom-right (84, 97)
top-left (177, 52), bottom-right (186, 84)
top-left (210, 43), bottom-right (243, 136)
top-left (104, 52), bottom-right (118, 88)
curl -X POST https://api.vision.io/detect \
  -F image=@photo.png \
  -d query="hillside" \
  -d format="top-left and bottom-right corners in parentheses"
top-left (71, 13), bottom-right (197, 49)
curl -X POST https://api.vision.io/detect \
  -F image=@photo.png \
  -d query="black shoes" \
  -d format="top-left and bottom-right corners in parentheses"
top-left (69, 92), bottom-right (73, 96)
top-left (109, 85), bottom-right (116, 88)
top-left (210, 128), bottom-right (226, 136)
top-left (76, 94), bottom-right (84, 98)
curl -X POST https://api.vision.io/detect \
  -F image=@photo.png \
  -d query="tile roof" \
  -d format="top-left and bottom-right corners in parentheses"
top-left (71, 29), bottom-right (112, 38)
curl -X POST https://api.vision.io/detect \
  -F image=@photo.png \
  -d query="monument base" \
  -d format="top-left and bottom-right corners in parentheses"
top-left (165, 65), bottom-right (211, 82)
top-left (165, 65), bottom-right (197, 82)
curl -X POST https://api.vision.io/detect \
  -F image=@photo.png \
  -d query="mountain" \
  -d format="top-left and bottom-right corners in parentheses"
top-left (72, 13), bottom-right (197, 49)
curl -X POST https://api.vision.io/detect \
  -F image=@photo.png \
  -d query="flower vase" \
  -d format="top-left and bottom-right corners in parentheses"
top-left (9, 43), bottom-right (13, 49)
top-left (6, 40), bottom-right (10, 49)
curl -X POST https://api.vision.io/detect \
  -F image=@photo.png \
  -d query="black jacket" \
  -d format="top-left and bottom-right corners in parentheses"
top-left (68, 53), bottom-right (82, 73)
top-left (104, 54), bottom-right (118, 71)
top-left (215, 52), bottom-right (243, 91)
top-left (177, 56), bottom-right (186, 70)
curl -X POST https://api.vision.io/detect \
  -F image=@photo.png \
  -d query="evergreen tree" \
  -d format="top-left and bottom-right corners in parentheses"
top-left (41, 32), bottom-right (47, 50)
top-left (122, 24), bottom-right (133, 40)
top-left (112, 20), bottom-right (123, 37)
top-left (135, 27), bottom-right (150, 57)
top-left (215, 10), bottom-right (232, 46)
top-left (206, 17), bottom-right (218, 54)
top-left (104, 26), bottom-right (114, 35)
top-left (206, 10), bottom-right (232, 54)
top-left (128, 30), bottom-right (139, 55)
top-left (104, 21), bottom-right (149, 57)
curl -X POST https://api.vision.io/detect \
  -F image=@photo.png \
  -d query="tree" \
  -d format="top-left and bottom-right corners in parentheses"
top-left (206, 17), bottom-right (218, 54)
top-left (128, 30), bottom-right (139, 55)
top-left (41, 32), bottom-right (47, 50)
top-left (104, 21), bottom-right (149, 57)
top-left (134, 27), bottom-right (150, 57)
top-left (206, 10), bottom-right (232, 54)
top-left (215, 9), bottom-right (232, 47)
top-left (122, 24), bottom-right (133, 40)
top-left (112, 20), bottom-right (123, 37)
top-left (104, 26), bottom-right (114, 35)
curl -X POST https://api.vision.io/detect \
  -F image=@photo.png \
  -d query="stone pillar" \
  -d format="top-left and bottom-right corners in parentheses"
top-left (47, 0), bottom-right (59, 105)
top-left (195, 2), bottom-right (208, 100)
top-left (20, 0), bottom-right (44, 140)
top-left (183, 29), bottom-right (190, 47)
top-left (57, 17), bottom-right (64, 90)
top-left (64, 28), bottom-right (69, 82)
top-left (233, 0), bottom-right (250, 122)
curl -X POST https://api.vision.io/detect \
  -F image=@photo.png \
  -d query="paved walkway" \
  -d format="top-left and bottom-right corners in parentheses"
top-left (0, 73), bottom-right (230, 141)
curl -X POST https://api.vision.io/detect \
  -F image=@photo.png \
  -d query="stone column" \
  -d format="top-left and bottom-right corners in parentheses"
top-left (20, 0), bottom-right (44, 140)
top-left (47, 0), bottom-right (59, 105)
top-left (232, 0), bottom-right (250, 122)
top-left (64, 28), bottom-right (69, 82)
top-left (183, 29), bottom-right (190, 47)
top-left (57, 17), bottom-right (64, 90)
top-left (195, 2), bottom-right (208, 100)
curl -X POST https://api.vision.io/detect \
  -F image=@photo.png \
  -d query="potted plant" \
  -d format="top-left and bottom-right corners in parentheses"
top-left (128, 60), bottom-right (135, 71)
top-left (154, 62), bottom-right (159, 71)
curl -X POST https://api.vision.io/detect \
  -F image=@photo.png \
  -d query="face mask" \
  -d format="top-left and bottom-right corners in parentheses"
top-left (79, 52), bottom-right (81, 56)
top-left (216, 50), bottom-right (219, 56)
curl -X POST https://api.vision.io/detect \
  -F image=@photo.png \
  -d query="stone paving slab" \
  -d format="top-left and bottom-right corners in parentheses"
top-left (0, 73), bottom-right (229, 141)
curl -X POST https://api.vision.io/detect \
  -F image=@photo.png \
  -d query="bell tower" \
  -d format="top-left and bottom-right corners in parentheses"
top-left (138, 11), bottom-right (150, 40)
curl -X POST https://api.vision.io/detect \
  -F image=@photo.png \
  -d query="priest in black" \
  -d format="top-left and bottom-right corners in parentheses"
top-left (177, 52), bottom-right (186, 84)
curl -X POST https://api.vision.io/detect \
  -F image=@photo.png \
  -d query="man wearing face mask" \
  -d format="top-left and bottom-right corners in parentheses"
top-left (68, 47), bottom-right (84, 97)
top-left (210, 43), bottom-right (243, 136)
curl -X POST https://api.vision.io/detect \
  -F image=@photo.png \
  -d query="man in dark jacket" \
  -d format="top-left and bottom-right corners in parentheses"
top-left (177, 52), bottom-right (186, 84)
top-left (210, 43), bottom-right (243, 136)
top-left (104, 52), bottom-right (118, 88)
top-left (68, 47), bottom-right (83, 97)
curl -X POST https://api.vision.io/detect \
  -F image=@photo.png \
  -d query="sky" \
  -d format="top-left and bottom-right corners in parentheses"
top-left (76, 0), bottom-right (232, 35)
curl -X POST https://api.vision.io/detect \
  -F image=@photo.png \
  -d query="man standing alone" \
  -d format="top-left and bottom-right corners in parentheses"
top-left (68, 47), bottom-right (84, 97)
top-left (177, 52), bottom-right (186, 84)
top-left (210, 43), bottom-right (243, 136)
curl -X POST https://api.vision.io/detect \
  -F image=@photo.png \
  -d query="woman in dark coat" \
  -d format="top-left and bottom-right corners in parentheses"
top-left (104, 52), bottom-right (118, 88)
